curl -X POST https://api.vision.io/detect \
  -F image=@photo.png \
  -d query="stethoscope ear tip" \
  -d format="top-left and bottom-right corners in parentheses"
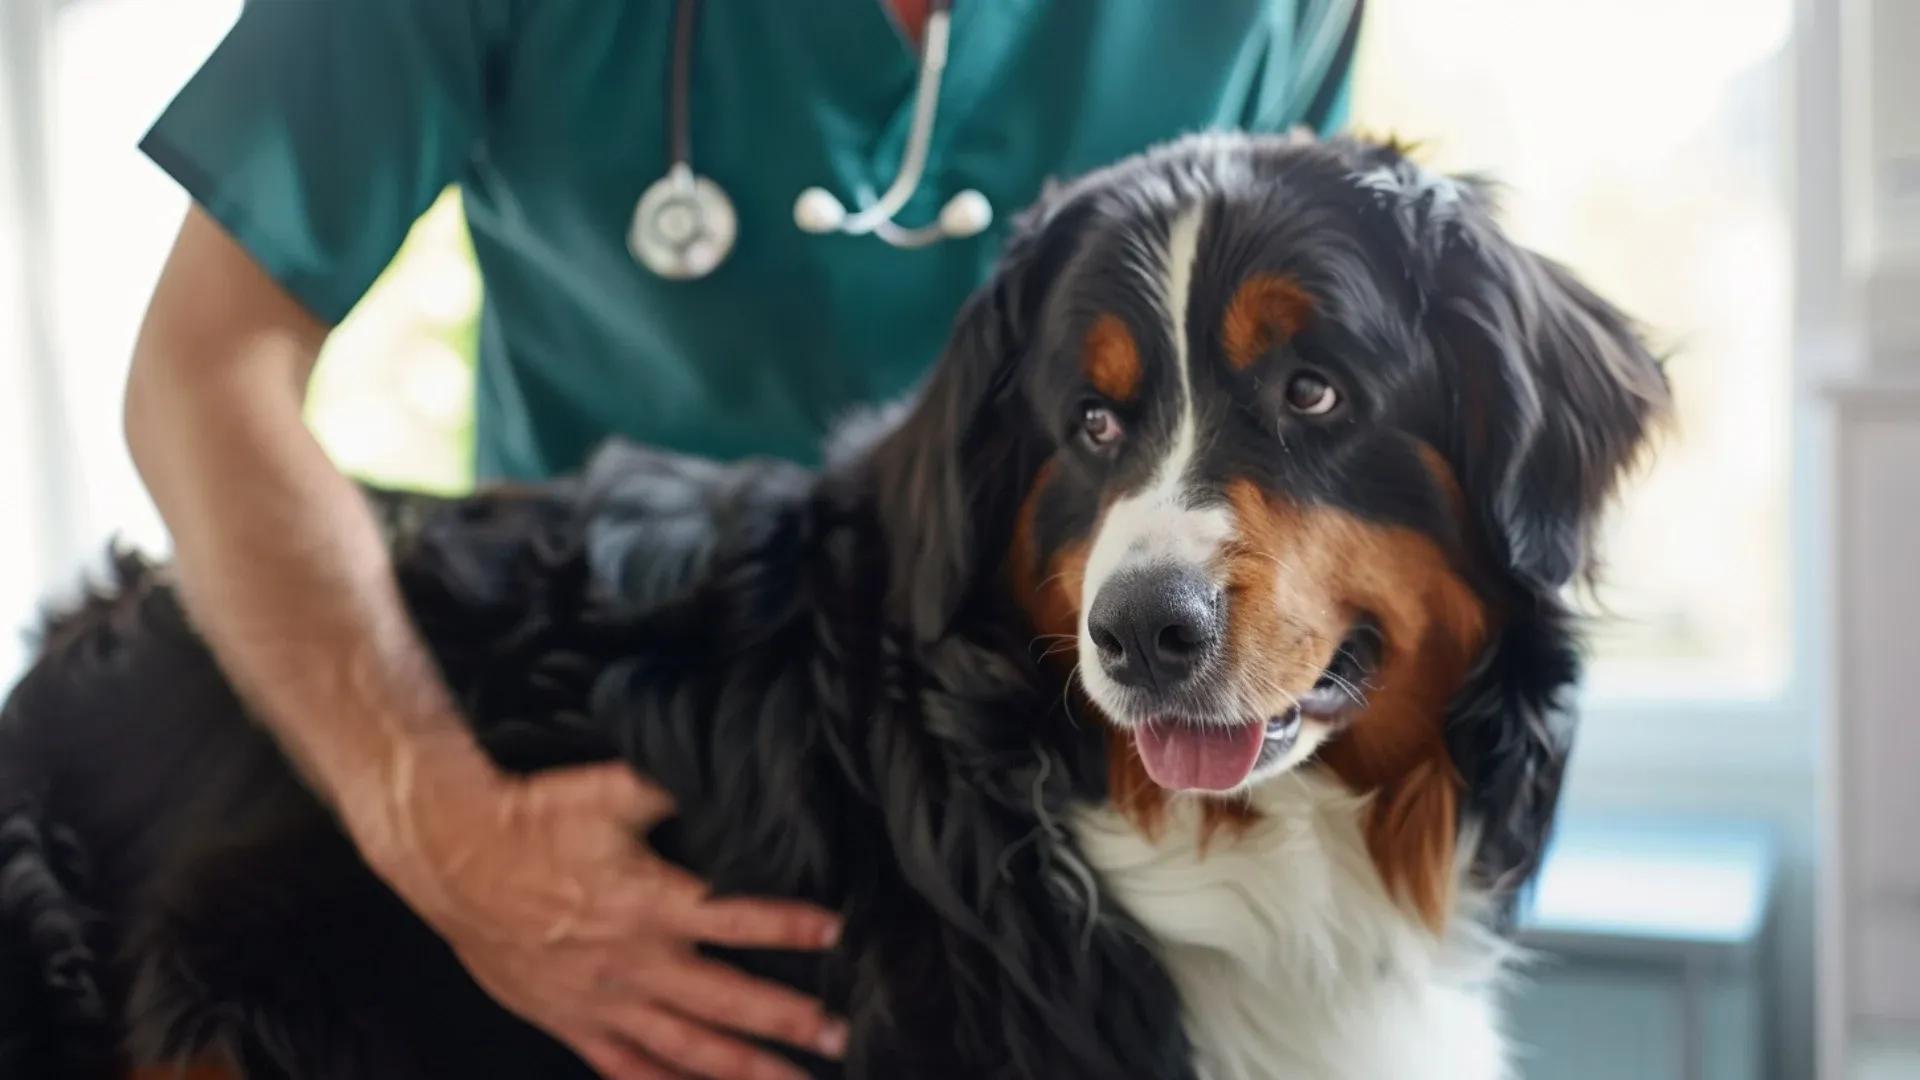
top-left (793, 187), bottom-right (848, 234)
top-left (938, 189), bottom-right (992, 239)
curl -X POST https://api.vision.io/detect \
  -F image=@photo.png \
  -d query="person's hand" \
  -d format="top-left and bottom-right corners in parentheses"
top-left (350, 737), bottom-right (847, 1080)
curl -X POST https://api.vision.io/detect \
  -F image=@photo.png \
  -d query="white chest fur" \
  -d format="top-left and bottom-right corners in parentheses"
top-left (1072, 771), bottom-right (1513, 1080)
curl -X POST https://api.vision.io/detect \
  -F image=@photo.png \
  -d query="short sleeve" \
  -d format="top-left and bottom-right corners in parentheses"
top-left (1247, 0), bottom-right (1363, 136)
top-left (140, 0), bottom-right (504, 324)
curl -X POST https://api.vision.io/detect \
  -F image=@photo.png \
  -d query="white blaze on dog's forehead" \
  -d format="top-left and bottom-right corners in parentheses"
top-left (1079, 204), bottom-right (1232, 640)
top-left (1157, 204), bottom-right (1203, 495)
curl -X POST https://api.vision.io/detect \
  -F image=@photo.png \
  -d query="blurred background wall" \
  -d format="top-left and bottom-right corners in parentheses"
top-left (1827, 2), bottom-right (1920, 1076)
top-left (3, 2), bottom-right (1917, 1076)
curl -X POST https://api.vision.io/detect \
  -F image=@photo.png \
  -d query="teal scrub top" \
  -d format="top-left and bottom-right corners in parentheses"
top-left (143, 0), bottom-right (1361, 480)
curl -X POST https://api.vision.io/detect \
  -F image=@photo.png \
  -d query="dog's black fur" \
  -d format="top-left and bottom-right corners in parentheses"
top-left (0, 133), bottom-right (1666, 1078)
top-left (0, 439), bottom-right (1192, 1078)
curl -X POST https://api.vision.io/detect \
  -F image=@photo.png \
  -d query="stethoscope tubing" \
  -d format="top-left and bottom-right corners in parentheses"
top-left (634, 0), bottom-right (984, 278)
top-left (835, 7), bottom-right (951, 237)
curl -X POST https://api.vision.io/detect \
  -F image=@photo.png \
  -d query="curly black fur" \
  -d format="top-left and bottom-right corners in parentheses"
top-left (0, 439), bottom-right (1193, 1077)
top-left (0, 793), bottom-right (111, 1077)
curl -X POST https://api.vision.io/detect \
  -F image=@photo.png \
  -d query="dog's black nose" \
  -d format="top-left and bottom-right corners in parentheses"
top-left (1087, 565), bottom-right (1223, 691)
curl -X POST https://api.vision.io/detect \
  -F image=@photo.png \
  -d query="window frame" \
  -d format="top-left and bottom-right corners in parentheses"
top-left (1552, 0), bottom-right (1841, 795)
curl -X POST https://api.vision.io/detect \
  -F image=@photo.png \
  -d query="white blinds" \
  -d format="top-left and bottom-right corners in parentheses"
top-left (1, 0), bottom-right (76, 689)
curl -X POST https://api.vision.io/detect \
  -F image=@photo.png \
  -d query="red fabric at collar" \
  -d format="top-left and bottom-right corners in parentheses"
top-left (888, 0), bottom-right (933, 46)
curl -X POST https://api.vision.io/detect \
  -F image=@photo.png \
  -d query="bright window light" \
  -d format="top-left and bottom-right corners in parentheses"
top-left (1351, 0), bottom-right (1796, 700)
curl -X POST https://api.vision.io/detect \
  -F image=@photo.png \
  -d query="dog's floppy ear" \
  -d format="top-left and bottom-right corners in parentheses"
top-left (871, 196), bottom-right (1086, 641)
top-left (1344, 148), bottom-right (1665, 913)
top-left (1434, 211), bottom-right (1671, 591)
top-left (1427, 236), bottom-right (1661, 910)
top-left (1444, 607), bottom-right (1581, 918)
top-left (1346, 147), bottom-right (1668, 591)
top-left (1343, 145), bottom-right (1668, 913)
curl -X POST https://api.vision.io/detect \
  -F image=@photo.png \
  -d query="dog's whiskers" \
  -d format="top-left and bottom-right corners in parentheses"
top-left (1028, 632), bottom-right (1080, 663)
top-left (1031, 568), bottom-right (1081, 598)
top-left (1320, 672), bottom-right (1366, 704)
top-left (1060, 662), bottom-right (1088, 728)
top-left (1038, 641), bottom-right (1079, 662)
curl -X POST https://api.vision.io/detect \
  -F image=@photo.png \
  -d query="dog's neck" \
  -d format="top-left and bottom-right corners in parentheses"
top-left (1071, 775), bottom-right (1514, 1080)
top-left (1095, 683), bottom-right (1470, 933)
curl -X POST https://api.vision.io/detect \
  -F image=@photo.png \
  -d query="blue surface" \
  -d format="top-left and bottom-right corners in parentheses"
top-left (1518, 818), bottom-right (1778, 947)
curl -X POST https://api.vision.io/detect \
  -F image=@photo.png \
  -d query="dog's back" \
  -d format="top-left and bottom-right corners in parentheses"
top-left (0, 460), bottom-right (669, 1076)
top-left (0, 450), bottom-right (701, 1075)
top-left (0, 550), bottom-right (361, 1075)
top-left (0, 783), bottom-right (110, 1078)
top-left (0, 440), bottom-right (1190, 1078)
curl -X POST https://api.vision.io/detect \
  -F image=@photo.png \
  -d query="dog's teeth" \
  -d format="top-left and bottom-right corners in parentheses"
top-left (1264, 707), bottom-right (1302, 740)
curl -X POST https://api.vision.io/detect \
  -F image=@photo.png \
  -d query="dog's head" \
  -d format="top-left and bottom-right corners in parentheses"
top-left (872, 133), bottom-right (1668, 925)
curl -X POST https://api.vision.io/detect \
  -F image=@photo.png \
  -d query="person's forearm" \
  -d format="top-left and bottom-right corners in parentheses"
top-left (124, 337), bottom-right (491, 854)
top-left (115, 197), bottom-right (838, 1080)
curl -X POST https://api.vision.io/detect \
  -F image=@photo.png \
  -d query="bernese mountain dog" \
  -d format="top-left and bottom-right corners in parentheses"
top-left (0, 133), bottom-right (1667, 1079)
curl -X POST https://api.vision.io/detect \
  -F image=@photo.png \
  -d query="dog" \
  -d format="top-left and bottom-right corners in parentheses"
top-left (0, 132), bottom-right (1666, 1079)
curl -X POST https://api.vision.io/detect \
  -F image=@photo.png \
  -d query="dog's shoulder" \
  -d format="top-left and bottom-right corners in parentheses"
top-left (576, 439), bottom-right (818, 614)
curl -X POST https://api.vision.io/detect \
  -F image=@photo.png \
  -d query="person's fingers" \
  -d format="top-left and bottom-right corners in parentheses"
top-left (663, 957), bottom-right (849, 1060)
top-left (596, 859), bottom-right (839, 952)
top-left (681, 895), bottom-right (843, 952)
top-left (574, 1032), bottom-right (680, 1080)
top-left (547, 762), bottom-right (678, 828)
top-left (603, 1002), bottom-right (810, 1080)
top-left (540, 857), bottom-right (708, 948)
top-left (596, 855), bottom-right (712, 921)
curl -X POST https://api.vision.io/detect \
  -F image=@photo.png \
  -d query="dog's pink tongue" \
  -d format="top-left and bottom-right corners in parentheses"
top-left (1135, 720), bottom-right (1267, 791)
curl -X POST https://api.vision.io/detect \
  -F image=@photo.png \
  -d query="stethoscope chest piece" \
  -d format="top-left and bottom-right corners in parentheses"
top-left (629, 163), bottom-right (736, 281)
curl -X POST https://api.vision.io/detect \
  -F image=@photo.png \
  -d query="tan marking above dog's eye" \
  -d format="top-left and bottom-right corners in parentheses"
top-left (1224, 274), bottom-right (1315, 371)
top-left (1083, 314), bottom-right (1142, 403)
top-left (1284, 370), bottom-right (1340, 416)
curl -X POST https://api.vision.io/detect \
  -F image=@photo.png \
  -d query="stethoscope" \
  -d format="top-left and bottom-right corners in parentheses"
top-left (629, 0), bottom-right (993, 280)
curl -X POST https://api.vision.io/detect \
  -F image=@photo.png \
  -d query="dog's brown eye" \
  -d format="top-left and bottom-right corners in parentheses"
top-left (1284, 370), bottom-right (1339, 416)
top-left (1081, 404), bottom-right (1124, 450)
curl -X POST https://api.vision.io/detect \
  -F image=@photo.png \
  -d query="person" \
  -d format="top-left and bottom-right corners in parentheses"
top-left (124, 2), bottom-right (1362, 1077)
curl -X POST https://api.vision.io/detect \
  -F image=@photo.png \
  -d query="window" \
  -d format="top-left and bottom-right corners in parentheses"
top-left (29, 0), bottom-right (477, 547)
top-left (1350, 0), bottom-right (1796, 701)
top-left (304, 193), bottom-right (481, 495)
